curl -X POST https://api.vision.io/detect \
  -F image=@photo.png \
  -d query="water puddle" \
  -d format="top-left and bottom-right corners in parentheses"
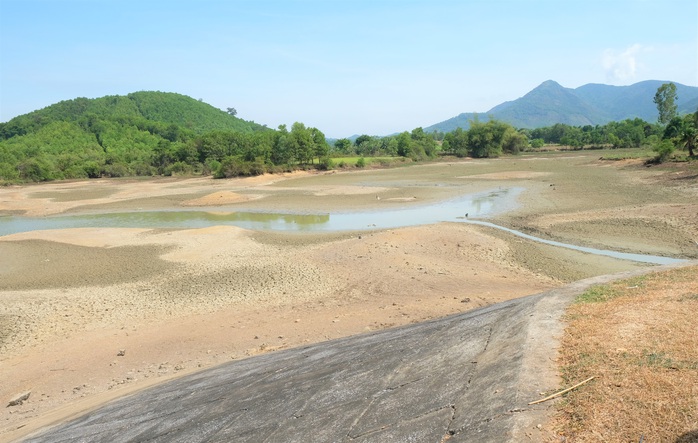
top-left (0, 187), bottom-right (685, 265)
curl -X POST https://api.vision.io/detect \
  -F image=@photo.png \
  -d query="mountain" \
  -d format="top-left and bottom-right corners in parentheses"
top-left (488, 80), bottom-right (607, 128)
top-left (425, 80), bottom-right (698, 132)
top-left (573, 80), bottom-right (698, 121)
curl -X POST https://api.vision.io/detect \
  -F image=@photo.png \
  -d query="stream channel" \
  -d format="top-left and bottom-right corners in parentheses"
top-left (0, 187), bottom-right (684, 265)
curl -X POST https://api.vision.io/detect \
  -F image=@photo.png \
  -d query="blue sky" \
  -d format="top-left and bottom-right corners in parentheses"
top-left (1, 0), bottom-right (696, 138)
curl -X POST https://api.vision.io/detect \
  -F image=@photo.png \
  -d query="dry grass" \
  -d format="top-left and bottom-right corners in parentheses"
top-left (552, 265), bottom-right (698, 442)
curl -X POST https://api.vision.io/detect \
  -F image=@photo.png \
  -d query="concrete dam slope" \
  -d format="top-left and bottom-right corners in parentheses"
top-left (21, 270), bottom-right (660, 443)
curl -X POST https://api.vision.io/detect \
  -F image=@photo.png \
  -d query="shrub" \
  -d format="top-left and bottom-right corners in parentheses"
top-left (203, 159), bottom-right (221, 176)
top-left (0, 162), bottom-right (19, 181)
top-left (355, 157), bottom-right (366, 168)
top-left (83, 161), bottom-right (102, 178)
top-left (17, 157), bottom-right (55, 181)
top-left (62, 165), bottom-right (89, 179)
top-left (317, 156), bottom-right (334, 170)
top-left (248, 159), bottom-right (266, 176)
top-left (131, 161), bottom-right (156, 176)
top-left (653, 140), bottom-right (675, 163)
top-left (531, 138), bottom-right (545, 149)
top-left (103, 163), bottom-right (130, 177)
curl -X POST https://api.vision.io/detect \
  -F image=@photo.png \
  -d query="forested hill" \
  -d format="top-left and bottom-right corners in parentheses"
top-left (0, 91), bottom-right (265, 138)
top-left (0, 92), bottom-right (284, 182)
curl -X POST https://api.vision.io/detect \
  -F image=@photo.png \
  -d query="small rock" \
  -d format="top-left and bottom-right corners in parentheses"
top-left (7, 391), bottom-right (31, 407)
top-left (461, 298), bottom-right (471, 303)
top-left (117, 349), bottom-right (126, 357)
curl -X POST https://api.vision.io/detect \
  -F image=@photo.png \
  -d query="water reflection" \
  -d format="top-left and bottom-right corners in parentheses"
top-left (0, 187), bottom-right (686, 265)
top-left (0, 188), bottom-right (521, 235)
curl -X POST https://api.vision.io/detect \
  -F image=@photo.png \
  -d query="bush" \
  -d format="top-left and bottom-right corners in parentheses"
top-left (62, 165), bottom-right (89, 179)
top-left (355, 157), bottom-right (366, 168)
top-left (317, 156), bottom-right (334, 170)
top-left (103, 163), bottom-right (130, 177)
top-left (83, 161), bottom-right (102, 178)
top-left (131, 162), bottom-right (156, 176)
top-left (203, 159), bottom-right (221, 176)
top-left (530, 138), bottom-right (545, 149)
top-left (653, 140), bottom-right (675, 163)
top-left (167, 161), bottom-right (193, 176)
top-left (215, 156), bottom-right (267, 178)
top-left (0, 162), bottom-right (19, 181)
top-left (248, 159), bottom-right (266, 176)
top-left (17, 157), bottom-right (55, 181)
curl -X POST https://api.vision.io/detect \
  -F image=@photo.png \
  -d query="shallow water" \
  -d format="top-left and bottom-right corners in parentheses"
top-left (0, 188), bottom-right (521, 235)
top-left (462, 220), bottom-right (684, 265)
top-left (0, 187), bottom-right (685, 265)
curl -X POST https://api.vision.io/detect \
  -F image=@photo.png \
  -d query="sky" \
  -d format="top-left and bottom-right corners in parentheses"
top-left (1, 0), bottom-right (696, 138)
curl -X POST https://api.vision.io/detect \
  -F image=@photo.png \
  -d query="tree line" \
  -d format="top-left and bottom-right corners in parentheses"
top-left (1, 85), bottom-right (695, 183)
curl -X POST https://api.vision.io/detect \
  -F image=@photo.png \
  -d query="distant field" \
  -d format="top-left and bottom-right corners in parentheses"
top-left (330, 156), bottom-right (394, 162)
top-left (597, 147), bottom-right (655, 160)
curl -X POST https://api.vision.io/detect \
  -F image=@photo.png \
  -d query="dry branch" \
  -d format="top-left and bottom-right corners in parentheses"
top-left (528, 376), bottom-right (595, 405)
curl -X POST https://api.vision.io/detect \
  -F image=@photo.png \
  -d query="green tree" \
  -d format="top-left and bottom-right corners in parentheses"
top-left (290, 122), bottom-right (314, 164)
top-left (443, 127), bottom-right (469, 157)
top-left (409, 127), bottom-right (437, 159)
top-left (654, 82), bottom-right (678, 125)
top-left (502, 128), bottom-right (528, 154)
top-left (396, 132), bottom-right (412, 157)
top-left (334, 138), bottom-right (353, 154)
top-left (354, 134), bottom-right (372, 148)
top-left (665, 111), bottom-right (698, 158)
top-left (271, 124), bottom-right (292, 165)
top-left (530, 138), bottom-right (545, 149)
top-left (466, 119), bottom-right (509, 158)
top-left (680, 111), bottom-right (698, 157)
top-left (310, 127), bottom-right (329, 160)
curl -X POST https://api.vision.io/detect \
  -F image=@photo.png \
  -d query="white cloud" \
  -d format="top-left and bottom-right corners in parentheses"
top-left (602, 44), bottom-right (645, 84)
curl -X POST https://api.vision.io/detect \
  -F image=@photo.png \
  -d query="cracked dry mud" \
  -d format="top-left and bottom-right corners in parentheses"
top-left (1, 153), bottom-right (697, 442)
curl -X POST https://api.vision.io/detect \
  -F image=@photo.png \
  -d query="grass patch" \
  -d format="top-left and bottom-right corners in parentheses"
top-left (553, 266), bottom-right (698, 442)
top-left (599, 148), bottom-right (655, 160)
top-left (575, 276), bottom-right (646, 304)
top-left (575, 285), bottom-right (618, 303)
top-left (639, 350), bottom-right (698, 370)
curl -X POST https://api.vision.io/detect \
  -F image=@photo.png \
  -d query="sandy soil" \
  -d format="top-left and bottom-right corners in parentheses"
top-left (1, 152), bottom-right (697, 441)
